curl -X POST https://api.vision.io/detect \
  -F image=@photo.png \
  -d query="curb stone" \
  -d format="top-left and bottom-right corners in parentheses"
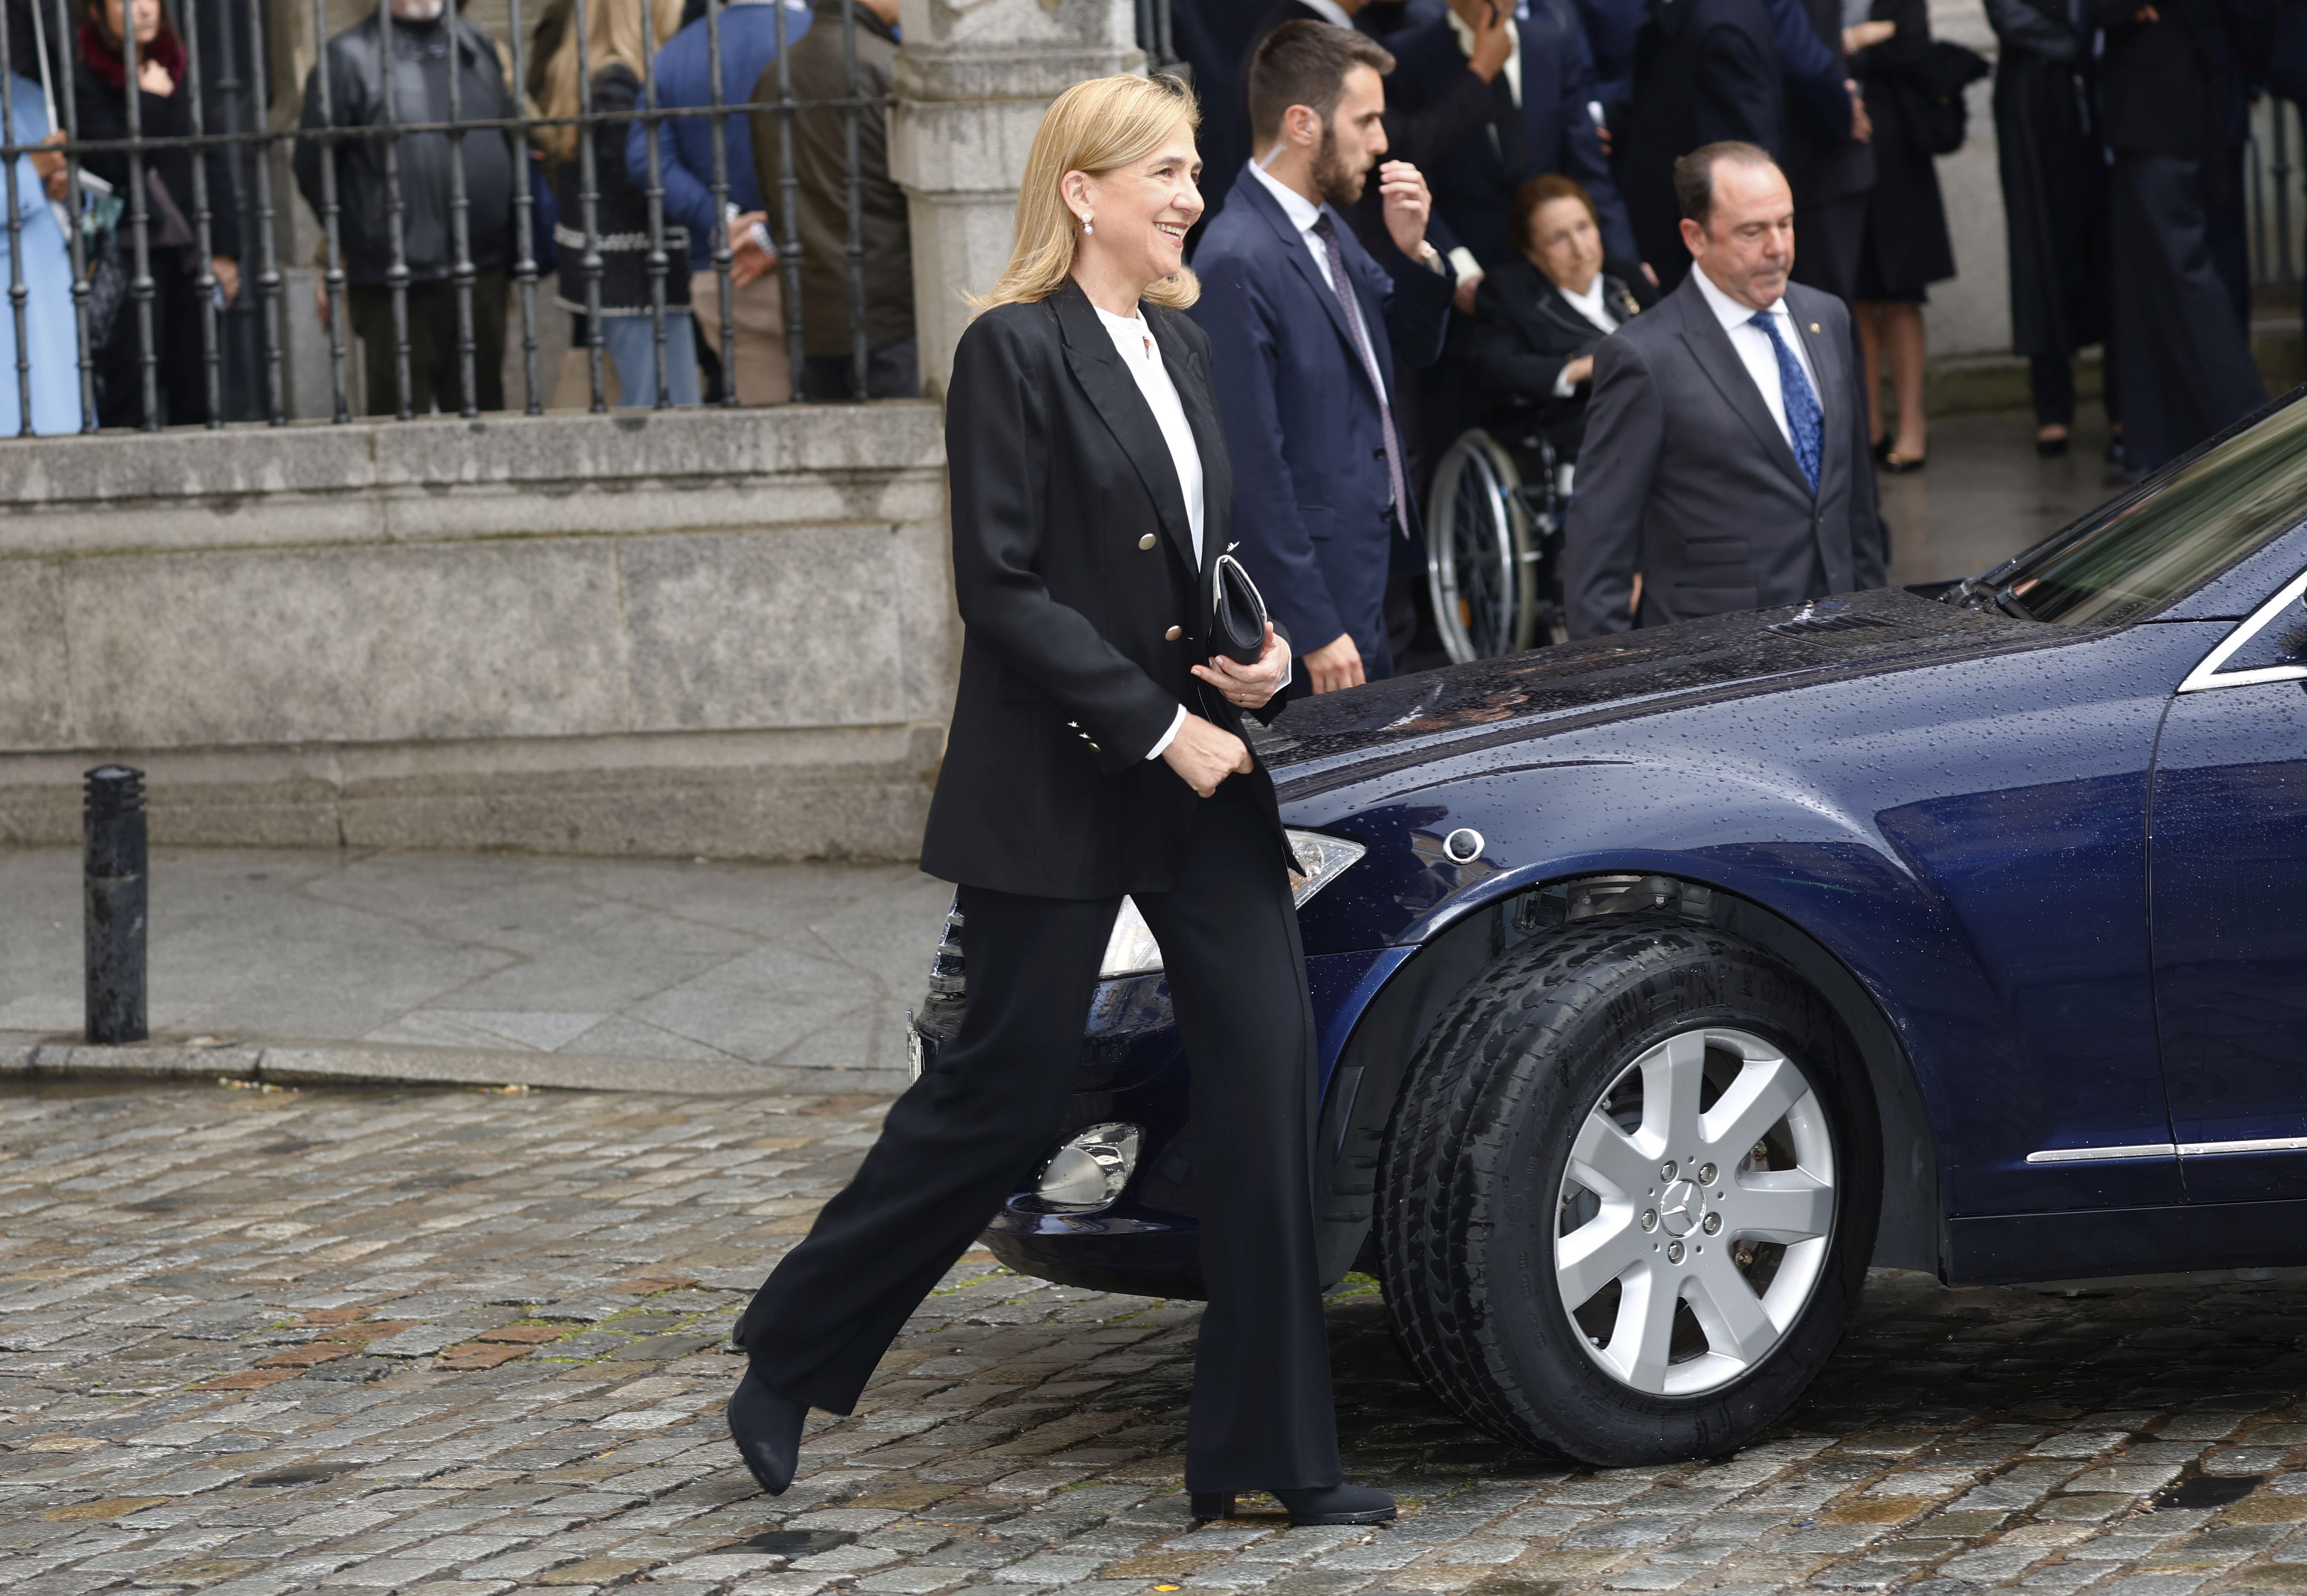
top-left (0, 1031), bottom-right (907, 1096)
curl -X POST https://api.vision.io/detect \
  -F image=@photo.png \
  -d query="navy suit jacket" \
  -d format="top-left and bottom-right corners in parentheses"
top-left (1191, 172), bottom-right (1456, 671)
top-left (1389, 4), bottom-right (1639, 268)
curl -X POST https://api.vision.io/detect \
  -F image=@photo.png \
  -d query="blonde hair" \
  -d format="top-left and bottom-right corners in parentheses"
top-left (975, 73), bottom-right (1202, 313)
top-left (537, 0), bottom-right (681, 165)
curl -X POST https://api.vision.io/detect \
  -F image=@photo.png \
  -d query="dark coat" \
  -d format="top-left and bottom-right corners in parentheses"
top-left (1461, 255), bottom-right (1641, 462)
top-left (70, 25), bottom-right (241, 265)
top-left (1777, 0), bottom-right (1872, 210)
top-left (1985, 0), bottom-right (2104, 357)
top-left (754, 0), bottom-right (910, 357)
top-left (1850, 0), bottom-right (1953, 297)
top-left (293, 12), bottom-right (519, 285)
top-left (1620, 0), bottom-right (1782, 286)
top-left (1189, 169), bottom-right (1455, 674)
top-left (919, 282), bottom-right (1291, 901)
top-left (552, 65), bottom-right (690, 318)
top-left (2088, 0), bottom-right (2255, 160)
top-left (1561, 273), bottom-right (1888, 637)
top-left (1385, 4), bottom-right (1639, 268)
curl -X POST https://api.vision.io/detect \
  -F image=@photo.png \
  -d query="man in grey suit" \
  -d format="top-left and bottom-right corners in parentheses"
top-left (1563, 142), bottom-right (1887, 638)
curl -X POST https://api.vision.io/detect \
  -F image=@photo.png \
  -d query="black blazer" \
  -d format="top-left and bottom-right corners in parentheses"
top-left (1621, 0), bottom-right (1783, 287)
top-left (920, 282), bottom-right (1293, 902)
top-left (1462, 257), bottom-right (1643, 462)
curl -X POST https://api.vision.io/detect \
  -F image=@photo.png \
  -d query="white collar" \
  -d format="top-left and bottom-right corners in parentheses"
top-left (1447, 6), bottom-right (1520, 62)
top-left (1298, 0), bottom-right (1356, 25)
top-left (1245, 157), bottom-right (1325, 237)
top-left (1092, 300), bottom-right (1153, 349)
top-left (1558, 273), bottom-right (1610, 318)
top-left (1691, 264), bottom-right (1792, 336)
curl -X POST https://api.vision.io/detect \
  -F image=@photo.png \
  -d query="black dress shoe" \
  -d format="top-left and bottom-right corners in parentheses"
top-left (727, 1369), bottom-right (807, 1496)
top-left (2035, 433), bottom-right (2070, 458)
top-left (1190, 1484), bottom-right (1397, 1526)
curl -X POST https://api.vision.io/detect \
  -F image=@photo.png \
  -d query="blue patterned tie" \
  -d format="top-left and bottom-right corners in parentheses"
top-left (1751, 311), bottom-right (1823, 494)
top-left (1311, 213), bottom-right (1410, 538)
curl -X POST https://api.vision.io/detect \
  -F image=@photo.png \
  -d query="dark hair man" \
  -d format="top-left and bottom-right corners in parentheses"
top-left (1561, 142), bottom-right (1885, 638)
top-left (1190, 21), bottom-right (1456, 695)
top-left (1617, 0), bottom-right (1782, 289)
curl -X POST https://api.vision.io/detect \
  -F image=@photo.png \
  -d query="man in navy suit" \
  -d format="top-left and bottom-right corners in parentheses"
top-left (1193, 21), bottom-right (1458, 693)
top-left (1389, 0), bottom-right (1639, 285)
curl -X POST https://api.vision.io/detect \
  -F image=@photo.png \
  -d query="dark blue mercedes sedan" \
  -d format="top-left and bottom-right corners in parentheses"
top-left (910, 391), bottom-right (2307, 1469)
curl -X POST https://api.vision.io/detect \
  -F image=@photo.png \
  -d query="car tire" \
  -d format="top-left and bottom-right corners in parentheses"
top-left (1377, 912), bottom-right (1881, 1465)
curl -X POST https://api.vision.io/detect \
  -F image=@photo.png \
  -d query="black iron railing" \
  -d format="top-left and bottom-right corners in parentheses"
top-left (0, 0), bottom-right (893, 431)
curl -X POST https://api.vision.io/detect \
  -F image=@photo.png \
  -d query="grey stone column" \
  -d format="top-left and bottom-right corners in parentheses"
top-left (891, 0), bottom-right (1143, 399)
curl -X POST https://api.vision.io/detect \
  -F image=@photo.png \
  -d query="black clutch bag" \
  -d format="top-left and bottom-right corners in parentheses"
top-left (1209, 552), bottom-right (1269, 666)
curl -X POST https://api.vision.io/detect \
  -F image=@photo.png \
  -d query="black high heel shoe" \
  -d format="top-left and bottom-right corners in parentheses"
top-left (1191, 1484), bottom-right (1397, 1526)
top-left (727, 1369), bottom-right (808, 1496)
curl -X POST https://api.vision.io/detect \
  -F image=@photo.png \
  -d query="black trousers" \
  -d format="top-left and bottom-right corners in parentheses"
top-left (349, 272), bottom-right (509, 417)
top-left (734, 783), bottom-right (1343, 1492)
top-left (2109, 154), bottom-right (2265, 474)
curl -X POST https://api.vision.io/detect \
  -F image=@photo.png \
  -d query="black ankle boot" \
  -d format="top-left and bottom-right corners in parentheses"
top-left (1189, 1484), bottom-right (1396, 1527)
top-left (1274, 1483), bottom-right (1396, 1525)
top-left (726, 1369), bottom-right (807, 1496)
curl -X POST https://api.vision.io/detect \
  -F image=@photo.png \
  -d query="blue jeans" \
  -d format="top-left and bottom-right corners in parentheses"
top-left (601, 312), bottom-right (701, 407)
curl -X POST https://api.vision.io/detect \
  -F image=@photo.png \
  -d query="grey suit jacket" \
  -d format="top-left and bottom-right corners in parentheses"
top-left (1562, 274), bottom-right (1889, 639)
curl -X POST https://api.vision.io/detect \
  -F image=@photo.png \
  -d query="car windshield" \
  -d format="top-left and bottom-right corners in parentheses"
top-left (1962, 394), bottom-right (2307, 626)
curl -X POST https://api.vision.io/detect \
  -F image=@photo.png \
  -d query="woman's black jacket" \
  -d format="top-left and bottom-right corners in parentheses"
top-left (71, 28), bottom-right (241, 264)
top-left (919, 279), bottom-right (1294, 902)
top-left (1461, 256), bottom-right (1641, 462)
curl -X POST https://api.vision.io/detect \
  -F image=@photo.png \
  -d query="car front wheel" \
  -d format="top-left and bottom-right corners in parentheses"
top-left (1377, 912), bottom-right (1880, 1465)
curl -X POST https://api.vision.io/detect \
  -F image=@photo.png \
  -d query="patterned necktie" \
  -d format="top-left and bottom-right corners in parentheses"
top-left (1750, 310), bottom-right (1823, 494)
top-left (1311, 213), bottom-right (1410, 539)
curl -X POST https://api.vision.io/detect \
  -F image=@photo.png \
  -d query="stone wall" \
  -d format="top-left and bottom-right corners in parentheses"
top-left (0, 405), bottom-right (957, 859)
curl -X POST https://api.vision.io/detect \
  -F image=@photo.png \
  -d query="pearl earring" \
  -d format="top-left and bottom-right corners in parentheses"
top-left (1081, 212), bottom-right (1094, 236)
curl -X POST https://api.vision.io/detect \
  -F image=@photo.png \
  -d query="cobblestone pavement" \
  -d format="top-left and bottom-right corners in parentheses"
top-left (13, 1082), bottom-right (2307, 1596)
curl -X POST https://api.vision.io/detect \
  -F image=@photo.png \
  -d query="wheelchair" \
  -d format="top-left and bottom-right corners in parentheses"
top-left (1423, 416), bottom-right (1571, 664)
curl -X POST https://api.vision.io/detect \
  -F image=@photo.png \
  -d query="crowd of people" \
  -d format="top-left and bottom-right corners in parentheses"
top-left (0, 0), bottom-right (910, 422)
top-left (1164, 0), bottom-right (2279, 676)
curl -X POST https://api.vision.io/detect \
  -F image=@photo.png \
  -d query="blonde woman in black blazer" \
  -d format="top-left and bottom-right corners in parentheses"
top-left (723, 72), bottom-right (1396, 1529)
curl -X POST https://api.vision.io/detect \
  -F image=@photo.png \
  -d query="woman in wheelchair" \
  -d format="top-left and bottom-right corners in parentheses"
top-left (1462, 174), bottom-right (1645, 493)
top-left (1421, 175), bottom-right (1645, 662)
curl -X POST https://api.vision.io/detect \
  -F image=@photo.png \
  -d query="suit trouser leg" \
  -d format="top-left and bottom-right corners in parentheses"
top-left (732, 886), bottom-right (1121, 1413)
top-left (1135, 786), bottom-right (1343, 1493)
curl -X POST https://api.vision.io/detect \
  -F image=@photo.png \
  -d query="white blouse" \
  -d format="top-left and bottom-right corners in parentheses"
top-left (1093, 302), bottom-right (1205, 566)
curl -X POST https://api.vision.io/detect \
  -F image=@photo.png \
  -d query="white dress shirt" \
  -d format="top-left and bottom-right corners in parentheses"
top-left (1689, 267), bottom-right (1824, 454)
top-left (1296, 0), bottom-right (1358, 24)
top-left (1548, 274), bottom-right (1620, 398)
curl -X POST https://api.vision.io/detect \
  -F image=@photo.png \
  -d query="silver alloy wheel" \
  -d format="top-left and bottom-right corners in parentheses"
top-left (1554, 1027), bottom-right (1837, 1396)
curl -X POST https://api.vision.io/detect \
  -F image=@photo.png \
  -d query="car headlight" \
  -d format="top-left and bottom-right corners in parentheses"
top-left (1096, 828), bottom-right (1366, 978)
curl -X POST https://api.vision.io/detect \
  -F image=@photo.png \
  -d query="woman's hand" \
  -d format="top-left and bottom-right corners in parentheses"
top-left (211, 255), bottom-right (239, 306)
top-left (1561, 353), bottom-right (1595, 388)
top-left (138, 59), bottom-right (175, 96)
top-left (1161, 714), bottom-right (1253, 798)
top-left (1842, 18), bottom-right (1895, 50)
top-left (1192, 623), bottom-right (1291, 712)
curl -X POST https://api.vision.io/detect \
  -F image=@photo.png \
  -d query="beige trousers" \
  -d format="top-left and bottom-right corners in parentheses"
top-left (690, 270), bottom-right (793, 404)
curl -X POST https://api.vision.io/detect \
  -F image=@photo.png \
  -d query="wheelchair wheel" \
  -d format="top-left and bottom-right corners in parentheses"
top-left (1427, 429), bottom-right (1539, 664)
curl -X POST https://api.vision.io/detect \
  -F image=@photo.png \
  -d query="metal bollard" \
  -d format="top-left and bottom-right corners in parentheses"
top-left (84, 765), bottom-right (148, 1045)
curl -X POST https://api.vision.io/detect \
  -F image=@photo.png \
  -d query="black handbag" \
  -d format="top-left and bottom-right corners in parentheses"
top-left (1209, 552), bottom-right (1269, 666)
top-left (1901, 41), bottom-right (1990, 156)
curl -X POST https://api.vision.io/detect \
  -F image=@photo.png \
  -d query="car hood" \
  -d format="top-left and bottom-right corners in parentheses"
top-left (1263, 589), bottom-right (2054, 800)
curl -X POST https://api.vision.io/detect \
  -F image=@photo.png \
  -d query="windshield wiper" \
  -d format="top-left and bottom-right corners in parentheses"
top-left (1941, 575), bottom-right (2038, 621)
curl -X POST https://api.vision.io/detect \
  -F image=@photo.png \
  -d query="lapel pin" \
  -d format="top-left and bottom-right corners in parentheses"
top-left (1809, 322), bottom-right (1821, 333)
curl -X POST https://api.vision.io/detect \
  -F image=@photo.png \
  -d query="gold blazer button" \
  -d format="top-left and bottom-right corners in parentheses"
top-left (1164, 625), bottom-right (1183, 641)
top-left (1138, 533), bottom-right (1157, 551)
